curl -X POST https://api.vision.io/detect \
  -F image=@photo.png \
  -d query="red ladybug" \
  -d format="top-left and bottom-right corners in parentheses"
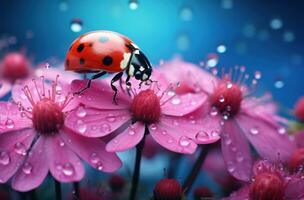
top-left (65, 30), bottom-right (152, 101)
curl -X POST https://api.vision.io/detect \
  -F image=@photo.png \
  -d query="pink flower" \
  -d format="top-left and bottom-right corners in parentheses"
top-left (223, 160), bottom-right (304, 200)
top-left (0, 76), bottom-right (121, 192)
top-left (159, 57), bottom-right (296, 181)
top-left (66, 71), bottom-right (219, 154)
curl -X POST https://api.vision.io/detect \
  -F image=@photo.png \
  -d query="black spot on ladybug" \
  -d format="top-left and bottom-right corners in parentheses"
top-left (77, 43), bottom-right (85, 52)
top-left (102, 56), bottom-right (113, 66)
top-left (99, 36), bottom-right (109, 43)
top-left (89, 43), bottom-right (93, 47)
top-left (66, 59), bottom-right (69, 66)
top-left (79, 58), bottom-right (85, 65)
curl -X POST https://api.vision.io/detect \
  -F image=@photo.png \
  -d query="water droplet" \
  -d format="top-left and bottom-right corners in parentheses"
top-left (179, 6), bottom-right (193, 21)
top-left (161, 130), bottom-right (167, 135)
top-left (22, 162), bottom-right (33, 175)
top-left (62, 163), bottom-right (75, 176)
top-left (236, 153), bottom-right (244, 162)
top-left (210, 107), bottom-right (218, 116)
top-left (219, 95), bottom-right (225, 103)
top-left (217, 45), bottom-right (227, 53)
top-left (179, 136), bottom-right (191, 147)
top-left (0, 151), bottom-right (10, 165)
top-left (14, 142), bottom-right (27, 156)
top-left (106, 114), bottom-right (116, 122)
top-left (5, 118), bottom-right (15, 129)
top-left (195, 131), bottom-right (209, 142)
top-left (70, 18), bottom-right (83, 33)
top-left (171, 97), bottom-right (181, 105)
top-left (100, 123), bottom-right (111, 133)
top-left (249, 127), bottom-right (259, 135)
top-left (97, 163), bottom-right (104, 171)
top-left (167, 139), bottom-right (174, 144)
top-left (89, 153), bottom-right (100, 164)
top-left (76, 120), bottom-right (87, 134)
top-left (167, 90), bottom-right (175, 96)
top-left (225, 138), bottom-right (232, 145)
top-left (129, 0), bottom-right (139, 10)
top-left (254, 71), bottom-right (262, 79)
top-left (274, 79), bottom-right (284, 89)
top-left (278, 127), bottom-right (286, 135)
top-left (128, 128), bottom-right (136, 135)
top-left (76, 106), bottom-right (86, 118)
top-left (150, 124), bottom-right (157, 130)
top-left (270, 18), bottom-right (283, 30)
top-left (227, 161), bottom-right (236, 173)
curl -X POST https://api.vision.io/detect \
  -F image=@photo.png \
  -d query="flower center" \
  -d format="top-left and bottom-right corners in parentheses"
top-left (32, 98), bottom-right (64, 135)
top-left (288, 148), bottom-right (304, 171)
top-left (209, 81), bottom-right (242, 118)
top-left (249, 172), bottom-right (284, 200)
top-left (2, 52), bottom-right (30, 82)
top-left (130, 89), bottom-right (161, 124)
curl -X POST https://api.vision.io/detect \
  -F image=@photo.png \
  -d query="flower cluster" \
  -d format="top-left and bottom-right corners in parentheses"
top-left (0, 53), bottom-right (300, 199)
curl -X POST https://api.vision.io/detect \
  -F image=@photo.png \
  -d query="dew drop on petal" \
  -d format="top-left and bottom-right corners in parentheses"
top-left (219, 95), bottom-right (225, 103)
top-left (179, 136), bottom-right (191, 147)
top-left (195, 131), bottom-right (209, 142)
top-left (96, 163), bottom-right (104, 171)
top-left (5, 118), bottom-right (15, 129)
top-left (59, 141), bottom-right (65, 147)
top-left (150, 124), bottom-right (157, 130)
top-left (210, 107), bottom-right (218, 116)
top-left (161, 130), bottom-right (167, 135)
top-left (14, 142), bottom-right (27, 156)
top-left (100, 123), bottom-right (111, 133)
top-left (89, 153), bottom-right (100, 164)
top-left (106, 114), bottom-right (116, 122)
top-left (278, 127), bottom-right (286, 135)
top-left (62, 163), bottom-right (75, 176)
top-left (167, 90), bottom-right (175, 96)
top-left (249, 127), bottom-right (259, 135)
top-left (236, 152), bottom-right (244, 162)
top-left (76, 120), bottom-right (87, 134)
top-left (22, 162), bottom-right (33, 175)
top-left (171, 97), bottom-right (181, 105)
top-left (0, 151), bottom-right (10, 165)
top-left (128, 128), bottom-right (136, 135)
top-left (227, 161), bottom-right (236, 173)
top-left (76, 106), bottom-right (86, 118)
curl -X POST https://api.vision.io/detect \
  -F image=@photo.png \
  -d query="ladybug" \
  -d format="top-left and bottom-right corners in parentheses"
top-left (65, 30), bottom-right (153, 101)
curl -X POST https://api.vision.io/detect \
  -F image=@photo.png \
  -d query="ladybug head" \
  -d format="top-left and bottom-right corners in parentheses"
top-left (128, 49), bottom-right (153, 82)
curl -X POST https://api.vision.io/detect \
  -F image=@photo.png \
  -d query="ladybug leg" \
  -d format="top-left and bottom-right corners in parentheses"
top-left (74, 71), bottom-right (107, 95)
top-left (111, 72), bottom-right (124, 104)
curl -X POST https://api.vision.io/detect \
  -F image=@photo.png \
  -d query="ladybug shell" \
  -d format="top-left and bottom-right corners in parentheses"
top-left (65, 31), bottom-right (134, 73)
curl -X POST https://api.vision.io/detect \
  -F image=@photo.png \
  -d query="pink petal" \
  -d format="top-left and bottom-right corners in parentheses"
top-left (149, 120), bottom-right (197, 154)
top-left (0, 102), bottom-right (32, 134)
top-left (106, 122), bottom-right (145, 152)
top-left (160, 109), bottom-right (221, 145)
top-left (161, 93), bottom-right (207, 117)
top-left (285, 175), bottom-right (304, 199)
top-left (46, 134), bottom-right (84, 182)
top-left (61, 128), bottom-right (122, 172)
top-left (71, 80), bottom-right (131, 110)
top-left (236, 113), bottom-right (296, 161)
top-left (221, 119), bottom-right (252, 181)
top-left (0, 80), bottom-right (11, 98)
top-left (12, 137), bottom-right (48, 192)
top-left (35, 66), bottom-right (80, 84)
top-left (158, 57), bottom-right (219, 94)
top-left (0, 128), bottom-right (35, 183)
top-left (65, 106), bottom-right (131, 137)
